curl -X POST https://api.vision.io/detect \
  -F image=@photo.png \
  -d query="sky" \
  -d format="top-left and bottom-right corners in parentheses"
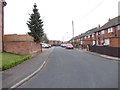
top-left (4, 0), bottom-right (120, 41)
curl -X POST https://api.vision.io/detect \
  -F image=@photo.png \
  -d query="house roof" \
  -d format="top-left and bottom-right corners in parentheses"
top-left (70, 27), bottom-right (98, 40)
top-left (99, 16), bottom-right (120, 30)
top-left (69, 16), bottom-right (120, 41)
top-left (77, 27), bottom-right (98, 38)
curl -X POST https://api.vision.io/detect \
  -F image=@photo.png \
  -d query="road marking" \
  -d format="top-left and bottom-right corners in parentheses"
top-left (9, 61), bottom-right (46, 90)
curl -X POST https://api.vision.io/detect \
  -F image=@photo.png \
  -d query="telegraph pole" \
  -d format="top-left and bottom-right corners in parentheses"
top-left (72, 20), bottom-right (74, 46)
top-left (1, 0), bottom-right (7, 52)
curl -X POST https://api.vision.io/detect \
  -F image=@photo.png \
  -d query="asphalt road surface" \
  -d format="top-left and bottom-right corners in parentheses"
top-left (20, 47), bottom-right (118, 88)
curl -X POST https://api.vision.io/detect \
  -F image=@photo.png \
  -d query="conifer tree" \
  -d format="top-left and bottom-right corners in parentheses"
top-left (27, 3), bottom-right (44, 43)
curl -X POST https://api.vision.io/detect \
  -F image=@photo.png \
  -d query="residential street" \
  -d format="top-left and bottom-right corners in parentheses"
top-left (20, 47), bottom-right (118, 88)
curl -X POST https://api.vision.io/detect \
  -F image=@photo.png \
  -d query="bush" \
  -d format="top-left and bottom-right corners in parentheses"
top-left (2, 55), bottom-right (31, 71)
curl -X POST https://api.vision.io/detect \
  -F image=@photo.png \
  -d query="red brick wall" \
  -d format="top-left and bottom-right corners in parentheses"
top-left (110, 38), bottom-right (120, 47)
top-left (4, 34), bottom-right (34, 41)
top-left (4, 41), bottom-right (42, 55)
top-left (3, 35), bottom-right (42, 55)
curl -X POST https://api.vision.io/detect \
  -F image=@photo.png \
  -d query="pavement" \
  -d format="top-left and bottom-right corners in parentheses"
top-left (2, 47), bottom-right (54, 89)
top-left (75, 48), bottom-right (120, 61)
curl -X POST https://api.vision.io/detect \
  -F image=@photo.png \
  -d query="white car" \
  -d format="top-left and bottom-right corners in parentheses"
top-left (41, 43), bottom-right (49, 48)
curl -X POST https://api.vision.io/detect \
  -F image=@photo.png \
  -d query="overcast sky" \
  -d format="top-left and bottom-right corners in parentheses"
top-left (4, 0), bottom-right (119, 41)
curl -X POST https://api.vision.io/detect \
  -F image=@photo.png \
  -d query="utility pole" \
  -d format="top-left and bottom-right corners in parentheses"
top-left (66, 32), bottom-right (68, 41)
top-left (72, 20), bottom-right (74, 46)
top-left (1, 0), bottom-right (6, 52)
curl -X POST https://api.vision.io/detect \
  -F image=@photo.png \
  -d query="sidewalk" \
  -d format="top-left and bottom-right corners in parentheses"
top-left (76, 48), bottom-right (120, 61)
top-left (2, 47), bottom-right (54, 89)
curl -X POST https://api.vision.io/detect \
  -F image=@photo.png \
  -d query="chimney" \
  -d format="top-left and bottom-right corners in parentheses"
top-left (98, 24), bottom-right (100, 28)
top-left (108, 18), bottom-right (111, 22)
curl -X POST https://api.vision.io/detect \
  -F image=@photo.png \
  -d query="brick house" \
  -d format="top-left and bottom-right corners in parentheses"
top-left (71, 16), bottom-right (120, 48)
top-left (0, 0), bottom-right (6, 52)
top-left (97, 16), bottom-right (120, 47)
top-left (48, 40), bottom-right (62, 46)
top-left (69, 16), bottom-right (120, 57)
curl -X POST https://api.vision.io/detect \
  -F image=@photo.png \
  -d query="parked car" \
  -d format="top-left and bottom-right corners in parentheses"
top-left (41, 43), bottom-right (51, 48)
top-left (65, 44), bottom-right (74, 49)
top-left (61, 44), bottom-right (67, 47)
top-left (48, 44), bottom-right (52, 48)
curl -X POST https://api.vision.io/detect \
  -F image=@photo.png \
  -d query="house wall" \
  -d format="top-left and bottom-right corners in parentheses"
top-left (4, 35), bottom-right (42, 55)
top-left (48, 40), bottom-right (62, 45)
top-left (0, 1), bottom-right (2, 52)
top-left (110, 37), bottom-right (120, 47)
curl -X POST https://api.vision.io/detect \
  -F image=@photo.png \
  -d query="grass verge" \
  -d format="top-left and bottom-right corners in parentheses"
top-left (0, 53), bottom-right (31, 71)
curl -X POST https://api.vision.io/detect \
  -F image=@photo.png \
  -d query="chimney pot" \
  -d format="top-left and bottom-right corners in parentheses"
top-left (108, 18), bottom-right (111, 21)
top-left (98, 24), bottom-right (100, 28)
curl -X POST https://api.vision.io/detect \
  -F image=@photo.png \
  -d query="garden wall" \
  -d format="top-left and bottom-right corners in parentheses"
top-left (3, 35), bottom-right (42, 55)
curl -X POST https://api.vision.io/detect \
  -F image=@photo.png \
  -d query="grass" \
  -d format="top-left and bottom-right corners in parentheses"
top-left (0, 52), bottom-right (31, 70)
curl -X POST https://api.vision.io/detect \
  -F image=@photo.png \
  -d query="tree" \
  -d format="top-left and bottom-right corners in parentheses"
top-left (27, 3), bottom-right (44, 43)
top-left (42, 33), bottom-right (49, 43)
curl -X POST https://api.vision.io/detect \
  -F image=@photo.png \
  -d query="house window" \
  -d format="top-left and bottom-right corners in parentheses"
top-left (118, 25), bottom-right (120, 30)
top-left (80, 41), bottom-right (83, 44)
top-left (104, 39), bottom-right (110, 45)
top-left (96, 32), bottom-right (99, 35)
top-left (88, 35), bottom-right (90, 38)
top-left (108, 28), bottom-right (113, 33)
top-left (101, 30), bottom-right (105, 34)
top-left (92, 40), bottom-right (96, 45)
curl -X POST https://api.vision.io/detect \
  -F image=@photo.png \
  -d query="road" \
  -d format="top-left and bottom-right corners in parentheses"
top-left (20, 47), bottom-right (118, 88)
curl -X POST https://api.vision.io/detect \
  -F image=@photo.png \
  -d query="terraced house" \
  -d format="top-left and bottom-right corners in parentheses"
top-left (70, 16), bottom-right (120, 57)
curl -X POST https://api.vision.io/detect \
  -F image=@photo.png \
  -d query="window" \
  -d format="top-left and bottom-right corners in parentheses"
top-left (80, 41), bottom-right (83, 44)
top-left (101, 30), bottom-right (104, 34)
top-left (96, 32), bottom-right (99, 35)
top-left (92, 40), bottom-right (96, 45)
top-left (108, 28), bottom-right (113, 33)
top-left (88, 35), bottom-right (90, 38)
top-left (104, 39), bottom-right (110, 45)
top-left (118, 25), bottom-right (120, 30)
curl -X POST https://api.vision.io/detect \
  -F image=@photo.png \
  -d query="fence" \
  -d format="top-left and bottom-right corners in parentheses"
top-left (89, 45), bottom-right (120, 58)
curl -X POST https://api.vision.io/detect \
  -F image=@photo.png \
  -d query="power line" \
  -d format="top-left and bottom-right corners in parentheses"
top-left (84, 0), bottom-right (105, 18)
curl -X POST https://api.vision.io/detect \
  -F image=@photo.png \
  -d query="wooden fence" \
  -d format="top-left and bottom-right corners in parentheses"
top-left (89, 46), bottom-right (120, 58)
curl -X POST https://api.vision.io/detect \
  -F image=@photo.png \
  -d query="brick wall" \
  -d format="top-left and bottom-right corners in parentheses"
top-left (4, 35), bottom-right (42, 55)
top-left (0, 1), bottom-right (2, 52)
top-left (110, 37), bottom-right (120, 47)
top-left (3, 34), bottom-right (34, 41)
